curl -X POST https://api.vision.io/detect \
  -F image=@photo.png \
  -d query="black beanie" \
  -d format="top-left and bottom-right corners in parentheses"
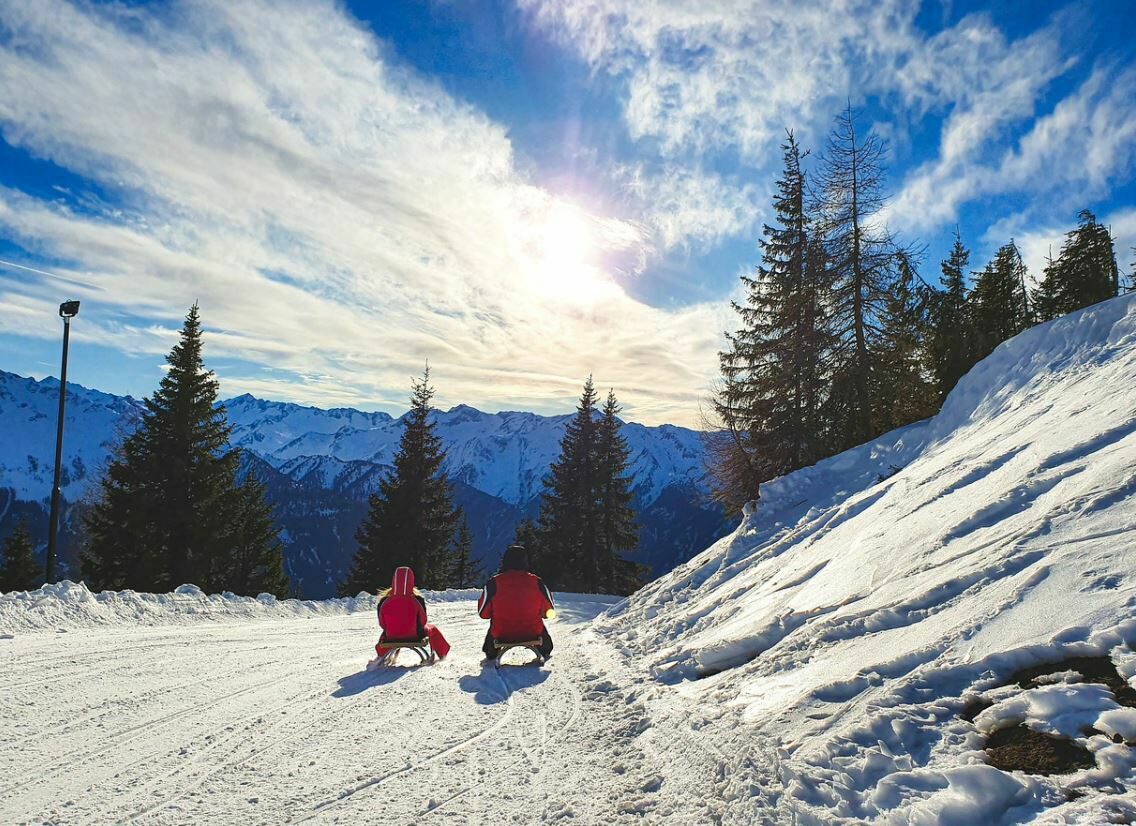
top-left (501, 544), bottom-right (529, 571)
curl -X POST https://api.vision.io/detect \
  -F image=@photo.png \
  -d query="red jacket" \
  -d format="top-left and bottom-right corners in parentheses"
top-left (478, 570), bottom-right (555, 642)
top-left (378, 567), bottom-right (427, 642)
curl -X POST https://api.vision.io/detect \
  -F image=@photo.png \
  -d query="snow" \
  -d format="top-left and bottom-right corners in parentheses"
top-left (599, 293), bottom-right (1136, 822)
top-left (3, 293), bottom-right (1136, 822)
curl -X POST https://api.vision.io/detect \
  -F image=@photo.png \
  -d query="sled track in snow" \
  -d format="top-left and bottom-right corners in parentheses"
top-left (417, 665), bottom-right (585, 820)
top-left (124, 660), bottom-right (417, 821)
top-left (292, 666), bottom-right (522, 823)
top-left (0, 653), bottom-right (313, 801)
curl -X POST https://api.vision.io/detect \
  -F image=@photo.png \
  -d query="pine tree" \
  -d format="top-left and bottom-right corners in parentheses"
top-left (82, 304), bottom-right (285, 595)
top-left (342, 367), bottom-right (458, 594)
top-left (874, 253), bottom-right (937, 431)
top-left (1033, 210), bottom-right (1120, 321)
top-left (596, 390), bottom-right (640, 594)
top-left (1, 522), bottom-right (40, 592)
top-left (711, 131), bottom-right (830, 512)
top-left (971, 241), bottom-right (1032, 362)
top-left (814, 105), bottom-right (904, 452)
top-left (223, 474), bottom-right (289, 597)
top-left (535, 377), bottom-right (600, 591)
top-left (927, 228), bottom-right (978, 400)
top-left (449, 511), bottom-right (483, 589)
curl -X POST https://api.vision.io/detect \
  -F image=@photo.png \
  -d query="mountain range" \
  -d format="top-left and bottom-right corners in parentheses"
top-left (0, 370), bottom-right (729, 596)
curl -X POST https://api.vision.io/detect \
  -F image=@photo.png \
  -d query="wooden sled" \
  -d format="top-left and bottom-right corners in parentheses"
top-left (493, 639), bottom-right (545, 667)
top-left (368, 639), bottom-right (436, 670)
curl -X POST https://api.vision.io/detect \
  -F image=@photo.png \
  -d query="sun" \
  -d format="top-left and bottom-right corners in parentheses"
top-left (532, 201), bottom-right (608, 303)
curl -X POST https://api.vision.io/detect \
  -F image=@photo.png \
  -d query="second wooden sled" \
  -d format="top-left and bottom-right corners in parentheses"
top-left (493, 639), bottom-right (545, 667)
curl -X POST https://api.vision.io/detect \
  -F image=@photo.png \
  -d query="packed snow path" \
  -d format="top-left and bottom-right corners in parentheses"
top-left (0, 594), bottom-right (779, 824)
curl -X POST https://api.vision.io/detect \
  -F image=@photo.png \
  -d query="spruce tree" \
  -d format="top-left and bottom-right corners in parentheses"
top-left (535, 377), bottom-right (600, 591)
top-left (224, 475), bottom-right (289, 597)
top-left (971, 241), bottom-right (1032, 362)
top-left (814, 105), bottom-right (904, 452)
top-left (712, 132), bottom-right (830, 511)
top-left (1033, 210), bottom-right (1120, 322)
top-left (342, 367), bottom-right (458, 594)
top-left (1, 522), bottom-right (40, 592)
top-left (596, 390), bottom-right (640, 594)
top-left (874, 253), bottom-right (937, 431)
top-left (449, 512), bottom-right (483, 589)
top-left (82, 304), bottom-right (285, 595)
top-left (927, 228), bottom-right (978, 400)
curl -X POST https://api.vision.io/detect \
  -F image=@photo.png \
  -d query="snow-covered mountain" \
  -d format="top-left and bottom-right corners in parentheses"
top-left (223, 395), bottom-right (706, 507)
top-left (0, 371), bottom-right (726, 595)
top-left (604, 293), bottom-right (1136, 822)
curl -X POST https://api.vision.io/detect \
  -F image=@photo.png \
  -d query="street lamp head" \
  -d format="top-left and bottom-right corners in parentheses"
top-left (59, 300), bottom-right (80, 318)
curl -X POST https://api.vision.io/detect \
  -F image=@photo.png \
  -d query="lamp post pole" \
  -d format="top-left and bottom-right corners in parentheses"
top-left (46, 300), bottom-right (80, 583)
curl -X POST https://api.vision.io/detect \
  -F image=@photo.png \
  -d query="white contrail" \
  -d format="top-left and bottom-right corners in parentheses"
top-left (0, 258), bottom-right (99, 289)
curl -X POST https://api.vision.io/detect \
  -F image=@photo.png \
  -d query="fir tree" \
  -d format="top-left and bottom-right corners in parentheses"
top-left (874, 253), bottom-right (937, 431)
top-left (1033, 210), bottom-right (1120, 322)
top-left (927, 228), bottom-right (977, 400)
top-left (712, 132), bottom-right (830, 512)
top-left (971, 241), bottom-right (1032, 362)
top-left (82, 304), bottom-right (285, 595)
top-left (814, 105), bottom-right (904, 452)
top-left (224, 474), bottom-right (289, 597)
top-left (596, 390), bottom-right (640, 594)
top-left (449, 511), bottom-right (483, 589)
top-left (342, 367), bottom-right (458, 594)
top-left (1, 522), bottom-right (40, 592)
top-left (535, 377), bottom-right (600, 591)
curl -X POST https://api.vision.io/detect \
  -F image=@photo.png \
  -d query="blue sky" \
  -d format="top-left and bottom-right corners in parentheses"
top-left (0, 0), bottom-right (1134, 426)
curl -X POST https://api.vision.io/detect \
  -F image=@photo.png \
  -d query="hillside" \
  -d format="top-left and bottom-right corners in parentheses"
top-left (0, 373), bottom-right (726, 595)
top-left (601, 293), bottom-right (1136, 821)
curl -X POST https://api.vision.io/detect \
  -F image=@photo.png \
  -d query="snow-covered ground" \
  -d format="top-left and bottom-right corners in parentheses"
top-left (4, 295), bottom-right (1135, 824)
top-left (604, 294), bottom-right (1136, 822)
top-left (3, 590), bottom-right (734, 824)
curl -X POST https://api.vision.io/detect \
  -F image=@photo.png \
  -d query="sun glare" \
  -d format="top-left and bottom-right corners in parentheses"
top-left (532, 201), bottom-right (609, 303)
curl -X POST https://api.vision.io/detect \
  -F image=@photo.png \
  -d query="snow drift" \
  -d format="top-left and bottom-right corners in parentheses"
top-left (0, 580), bottom-right (478, 634)
top-left (603, 294), bottom-right (1136, 823)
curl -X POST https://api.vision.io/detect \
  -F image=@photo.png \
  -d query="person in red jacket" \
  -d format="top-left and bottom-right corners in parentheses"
top-left (477, 544), bottom-right (555, 660)
top-left (375, 566), bottom-right (450, 660)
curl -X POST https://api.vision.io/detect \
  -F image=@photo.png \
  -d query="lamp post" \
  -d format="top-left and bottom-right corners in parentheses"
top-left (46, 300), bottom-right (80, 583)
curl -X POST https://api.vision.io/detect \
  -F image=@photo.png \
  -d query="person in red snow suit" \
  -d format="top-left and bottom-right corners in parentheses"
top-left (477, 544), bottom-right (555, 660)
top-left (375, 566), bottom-right (451, 659)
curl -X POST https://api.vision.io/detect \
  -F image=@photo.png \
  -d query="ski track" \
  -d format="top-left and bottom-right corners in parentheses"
top-left (0, 596), bottom-right (759, 824)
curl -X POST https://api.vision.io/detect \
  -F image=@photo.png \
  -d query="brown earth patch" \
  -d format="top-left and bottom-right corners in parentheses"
top-left (985, 724), bottom-right (1096, 776)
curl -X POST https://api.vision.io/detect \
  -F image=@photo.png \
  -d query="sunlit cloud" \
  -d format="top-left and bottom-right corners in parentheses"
top-left (0, 0), bottom-right (727, 426)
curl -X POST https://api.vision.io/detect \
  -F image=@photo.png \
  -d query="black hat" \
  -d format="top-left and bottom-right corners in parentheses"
top-left (501, 543), bottom-right (529, 571)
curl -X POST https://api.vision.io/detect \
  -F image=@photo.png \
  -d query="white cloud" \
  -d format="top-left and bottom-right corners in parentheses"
top-left (0, 0), bottom-right (732, 426)
top-left (520, 1), bottom-right (1134, 243)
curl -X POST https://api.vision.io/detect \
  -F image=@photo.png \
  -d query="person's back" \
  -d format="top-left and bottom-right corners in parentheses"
top-left (378, 566), bottom-right (427, 642)
top-left (478, 544), bottom-right (555, 659)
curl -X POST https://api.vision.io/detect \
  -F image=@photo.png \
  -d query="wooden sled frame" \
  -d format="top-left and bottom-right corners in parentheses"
top-left (493, 639), bottom-right (545, 666)
top-left (378, 639), bottom-right (436, 667)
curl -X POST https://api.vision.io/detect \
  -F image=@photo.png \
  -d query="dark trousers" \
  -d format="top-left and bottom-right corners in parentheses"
top-left (483, 627), bottom-right (553, 659)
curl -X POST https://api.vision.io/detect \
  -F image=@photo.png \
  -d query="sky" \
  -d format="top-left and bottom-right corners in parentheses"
top-left (0, 0), bottom-right (1134, 428)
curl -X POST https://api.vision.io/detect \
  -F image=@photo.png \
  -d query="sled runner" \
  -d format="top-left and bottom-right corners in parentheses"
top-left (493, 639), bottom-right (546, 666)
top-left (368, 639), bottom-right (436, 670)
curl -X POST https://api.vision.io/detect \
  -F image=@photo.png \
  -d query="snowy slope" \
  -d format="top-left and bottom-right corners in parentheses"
top-left (603, 294), bottom-right (1136, 822)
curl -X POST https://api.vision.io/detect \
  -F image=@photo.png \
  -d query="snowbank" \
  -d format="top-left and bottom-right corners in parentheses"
top-left (603, 294), bottom-right (1136, 823)
top-left (0, 580), bottom-right (480, 634)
